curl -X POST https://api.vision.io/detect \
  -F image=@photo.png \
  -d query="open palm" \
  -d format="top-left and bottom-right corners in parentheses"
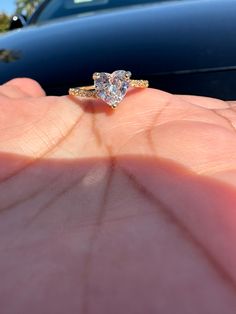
top-left (1, 78), bottom-right (236, 314)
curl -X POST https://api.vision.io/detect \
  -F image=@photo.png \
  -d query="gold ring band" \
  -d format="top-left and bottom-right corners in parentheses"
top-left (69, 80), bottom-right (149, 98)
top-left (69, 70), bottom-right (149, 109)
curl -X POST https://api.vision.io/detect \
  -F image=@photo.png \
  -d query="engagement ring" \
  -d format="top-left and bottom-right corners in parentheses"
top-left (69, 70), bottom-right (149, 109)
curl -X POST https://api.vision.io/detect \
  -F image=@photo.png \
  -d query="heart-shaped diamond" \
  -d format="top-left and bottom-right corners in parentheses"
top-left (94, 70), bottom-right (131, 108)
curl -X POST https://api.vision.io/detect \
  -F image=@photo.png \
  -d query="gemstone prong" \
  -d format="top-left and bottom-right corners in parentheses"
top-left (125, 71), bottom-right (132, 79)
top-left (93, 72), bottom-right (100, 80)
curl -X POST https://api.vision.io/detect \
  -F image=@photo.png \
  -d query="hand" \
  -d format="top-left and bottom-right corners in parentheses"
top-left (1, 78), bottom-right (236, 314)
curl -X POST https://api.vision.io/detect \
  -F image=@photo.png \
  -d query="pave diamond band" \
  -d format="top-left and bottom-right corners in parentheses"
top-left (69, 86), bottom-right (97, 98)
top-left (69, 70), bottom-right (149, 109)
top-left (129, 80), bottom-right (149, 88)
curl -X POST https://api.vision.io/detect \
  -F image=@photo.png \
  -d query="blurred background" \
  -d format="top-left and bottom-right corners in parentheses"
top-left (0, 0), bottom-right (42, 32)
top-left (0, 0), bottom-right (235, 100)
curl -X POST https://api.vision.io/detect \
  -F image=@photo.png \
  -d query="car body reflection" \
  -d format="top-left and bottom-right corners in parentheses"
top-left (0, 49), bottom-right (21, 63)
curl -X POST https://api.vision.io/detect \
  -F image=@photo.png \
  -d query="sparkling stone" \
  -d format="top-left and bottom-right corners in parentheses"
top-left (94, 70), bottom-right (131, 108)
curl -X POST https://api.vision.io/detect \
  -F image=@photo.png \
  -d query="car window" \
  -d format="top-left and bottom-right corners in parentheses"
top-left (31, 0), bottom-right (113, 24)
top-left (30, 0), bottom-right (163, 24)
top-left (65, 0), bottom-right (109, 9)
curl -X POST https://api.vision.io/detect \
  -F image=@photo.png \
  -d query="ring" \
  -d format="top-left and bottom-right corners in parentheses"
top-left (69, 70), bottom-right (149, 109)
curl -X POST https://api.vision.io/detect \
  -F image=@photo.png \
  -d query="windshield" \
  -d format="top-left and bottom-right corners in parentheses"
top-left (29, 0), bottom-right (167, 24)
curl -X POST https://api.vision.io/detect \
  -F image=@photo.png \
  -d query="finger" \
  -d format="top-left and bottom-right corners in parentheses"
top-left (176, 95), bottom-right (229, 109)
top-left (226, 101), bottom-right (236, 107)
top-left (0, 85), bottom-right (29, 99)
top-left (1, 78), bottom-right (46, 98)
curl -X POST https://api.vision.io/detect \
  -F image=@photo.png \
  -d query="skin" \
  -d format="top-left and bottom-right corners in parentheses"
top-left (1, 78), bottom-right (236, 313)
